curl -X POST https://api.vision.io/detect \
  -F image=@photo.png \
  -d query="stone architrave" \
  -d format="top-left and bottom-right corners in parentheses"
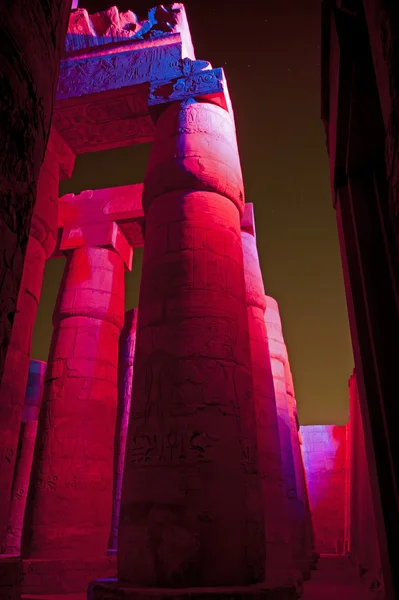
top-left (264, 297), bottom-right (309, 581)
top-left (108, 309), bottom-right (138, 555)
top-left (4, 361), bottom-right (47, 556)
top-left (113, 84), bottom-right (268, 593)
top-left (0, 129), bottom-right (75, 554)
top-left (284, 360), bottom-right (315, 571)
top-left (20, 188), bottom-right (142, 565)
top-left (241, 205), bottom-right (300, 595)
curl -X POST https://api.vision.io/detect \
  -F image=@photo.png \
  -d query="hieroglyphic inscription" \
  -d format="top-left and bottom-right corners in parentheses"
top-left (129, 430), bottom-right (220, 466)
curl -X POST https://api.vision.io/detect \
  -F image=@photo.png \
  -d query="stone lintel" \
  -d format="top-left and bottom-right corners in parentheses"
top-left (47, 126), bottom-right (76, 180)
top-left (148, 67), bottom-right (234, 118)
top-left (60, 221), bottom-right (133, 270)
top-left (57, 41), bottom-right (197, 102)
top-left (241, 203), bottom-right (256, 237)
top-left (53, 86), bottom-right (154, 154)
top-left (88, 579), bottom-right (296, 600)
top-left (64, 5), bottom-right (195, 62)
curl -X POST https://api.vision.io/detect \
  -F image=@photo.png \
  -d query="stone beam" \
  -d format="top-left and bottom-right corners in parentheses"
top-left (54, 56), bottom-right (216, 153)
top-left (56, 191), bottom-right (256, 257)
top-left (64, 4), bottom-right (194, 61)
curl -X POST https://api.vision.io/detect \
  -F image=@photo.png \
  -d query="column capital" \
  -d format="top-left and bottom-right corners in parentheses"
top-left (148, 62), bottom-right (234, 120)
top-left (55, 183), bottom-right (145, 268)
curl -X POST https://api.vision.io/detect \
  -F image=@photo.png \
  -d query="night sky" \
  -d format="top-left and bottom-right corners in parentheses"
top-left (32, 0), bottom-right (353, 425)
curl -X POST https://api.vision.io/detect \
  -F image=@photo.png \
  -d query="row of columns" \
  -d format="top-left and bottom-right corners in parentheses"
top-left (1, 95), bottom-right (315, 597)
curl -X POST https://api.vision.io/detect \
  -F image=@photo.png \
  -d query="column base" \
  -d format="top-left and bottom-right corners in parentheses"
top-left (0, 555), bottom-right (23, 600)
top-left (88, 579), bottom-right (297, 600)
top-left (293, 561), bottom-right (311, 582)
top-left (21, 557), bottom-right (116, 595)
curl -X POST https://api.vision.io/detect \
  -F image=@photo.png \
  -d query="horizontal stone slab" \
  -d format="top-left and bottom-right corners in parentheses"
top-left (88, 579), bottom-right (297, 600)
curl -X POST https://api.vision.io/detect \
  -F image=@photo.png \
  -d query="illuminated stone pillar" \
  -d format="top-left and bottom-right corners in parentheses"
top-left (264, 297), bottom-right (309, 580)
top-left (0, 129), bottom-right (74, 553)
top-left (4, 361), bottom-right (46, 556)
top-left (21, 239), bottom-right (127, 559)
top-left (118, 98), bottom-right (265, 589)
top-left (241, 208), bottom-right (300, 594)
top-left (108, 309), bottom-right (138, 555)
top-left (284, 361), bottom-right (315, 572)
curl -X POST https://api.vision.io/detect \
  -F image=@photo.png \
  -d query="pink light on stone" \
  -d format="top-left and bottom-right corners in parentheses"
top-left (300, 425), bottom-right (348, 554)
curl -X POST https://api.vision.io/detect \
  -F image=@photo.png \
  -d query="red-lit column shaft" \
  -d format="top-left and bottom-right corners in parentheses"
top-left (108, 309), bottom-right (138, 554)
top-left (284, 362), bottom-right (315, 570)
top-left (4, 361), bottom-right (46, 555)
top-left (119, 99), bottom-right (265, 587)
top-left (0, 137), bottom-right (60, 552)
top-left (264, 297), bottom-right (307, 578)
top-left (21, 245), bottom-right (125, 558)
top-left (241, 230), bottom-right (296, 583)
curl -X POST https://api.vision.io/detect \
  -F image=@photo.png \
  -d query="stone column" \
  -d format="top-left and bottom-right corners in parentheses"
top-left (264, 297), bottom-right (309, 580)
top-left (0, 129), bottom-right (75, 553)
top-left (108, 309), bottom-right (138, 555)
top-left (118, 99), bottom-right (265, 589)
top-left (4, 361), bottom-right (46, 556)
top-left (241, 211), bottom-right (300, 594)
top-left (21, 242), bottom-right (126, 560)
top-left (284, 362), bottom-right (315, 571)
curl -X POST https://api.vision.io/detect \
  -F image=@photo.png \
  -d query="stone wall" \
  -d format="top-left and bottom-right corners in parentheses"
top-left (300, 425), bottom-right (348, 555)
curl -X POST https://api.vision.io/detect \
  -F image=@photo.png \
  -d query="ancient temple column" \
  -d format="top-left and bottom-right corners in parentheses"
top-left (0, 129), bottom-right (75, 553)
top-left (264, 297), bottom-right (309, 579)
top-left (241, 209), bottom-right (300, 592)
top-left (21, 240), bottom-right (126, 559)
top-left (108, 309), bottom-right (138, 555)
top-left (4, 361), bottom-right (46, 555)
top-left (0, 3), bottom-right (70, 552)
top-left (118, 99), bottom-right (265, 589)
top-left (284, 362), bottom-right (315, 570)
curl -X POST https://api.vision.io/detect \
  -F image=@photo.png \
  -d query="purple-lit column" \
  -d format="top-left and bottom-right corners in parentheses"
top-left (284, 360), bottom-right (315, 572)
top-left (241, 205), bottom-right (301, 594)
top-left (3, 361), bottom-right (46, 556)
top-left (264, 296), bottom-right (310, 580)
top-left (108, 309), bottom-right (138, 555)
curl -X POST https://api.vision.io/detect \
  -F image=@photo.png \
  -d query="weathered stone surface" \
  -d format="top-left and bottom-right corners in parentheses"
top-left (148, 67), bottom-right (232, 116)
top-left (108, 309), bottom-right (138, 554)
top-left (0, 557), bottom-right (23, 600)
top-left (4, 362), bottom-right (46, 556)
top-left (300, 425), bottom-right (347, 556)
top-left (264, 298), bottom-right (307, 579)
top-left (21, 556), bottom-right (116, 595)
top-left (0, 127), bottom-right (73, 554)
top-left (89, 578), bottom-right (296, 600)
top-left (348, 372), bottom-right (383, 593)
top-left (0, 0), bottom-right (71, 548)
top-left (118, 100), bottom-right (265, 588)
top-left (65, 4), bottom-right (195, 60)
top-left (21, 246), bottom-right (125, 560)
top-left (241, 218), bottom-right (301, 596)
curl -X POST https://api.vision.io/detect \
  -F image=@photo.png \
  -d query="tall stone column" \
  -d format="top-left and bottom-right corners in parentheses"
top-left (21, 242), bottom-right (126, 560)
top-left (264, 297), bottom-right (308, 580)
top-left (0, 129), bottom-right (75, 553)
top-left (108, 309), bottom-right (138, 555)
top-left (4, 361), bottom-right (46, 556)
top-left (241, 209), bottom-right (300, 595)
top-left (118, 98), bottom-right (265, 590)
top-left (284, 362), bottom-right (315, 571)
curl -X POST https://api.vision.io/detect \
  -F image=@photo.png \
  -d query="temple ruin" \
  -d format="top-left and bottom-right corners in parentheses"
top-left (0, 2), bottom-right (389, 600)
